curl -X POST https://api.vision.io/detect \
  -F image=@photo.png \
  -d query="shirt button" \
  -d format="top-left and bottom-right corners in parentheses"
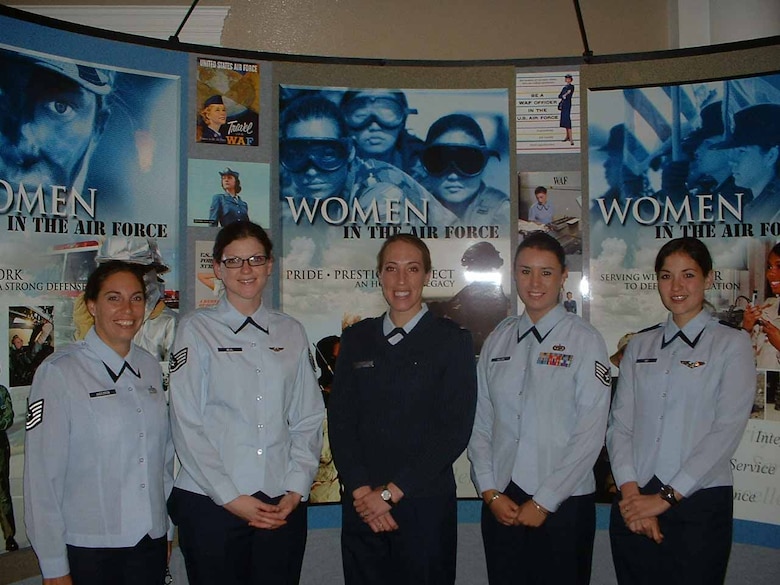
top-left (141, 483), bottom-right (146, 488)
top-left (137, 408), bottom-right (142, 413)
top-left (258, 424), bottom-right (264, 428)
top-left (664, 370), bottom-right (670, 374)
top-left (139, 433), bottom-right (144, 438)
top-left (515, 439), bottom-right (520, 443)
top-left (660, 415), bottom-right (664, 420)
top-left (257, 448), bottom-right (263, 455)
top-left (139, 458), bottom-right (144, 463)
top-left (256, 368), bottom-right (261, 374)
top-left (128, 387), bottom-right (133, 392)
top-left (251, 342), bottom-right (257, 347)
top-left (656, 438), bottom-right (660, 443)
top-left (257, 396), bottom-right (262, 401)
top-left (662, 393), bottom-right (667, 398)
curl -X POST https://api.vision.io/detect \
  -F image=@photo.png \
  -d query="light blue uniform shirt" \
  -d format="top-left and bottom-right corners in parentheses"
top-left (24, 328), bottom-right (173, 579)
top-left (169, 298), bottom-right (324, 506)
top-left (607, 310), bottom-right (755, 497)
top-left (468, 305), bottom-right (611, 512)
top-left (528, 202), bottom-right (554, 225)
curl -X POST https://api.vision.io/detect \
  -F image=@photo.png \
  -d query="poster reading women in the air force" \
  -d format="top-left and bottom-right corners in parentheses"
top-left (0, 44), bottom-right (181, 441)
top-left (279, 86), bottom-right (512, 501)
top-left (588, 71), bottom-right (780, 525)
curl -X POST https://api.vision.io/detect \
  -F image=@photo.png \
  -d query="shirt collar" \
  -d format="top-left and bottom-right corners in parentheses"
top-left (661, 309), bottom-right (710, 349)
top-left (383, 304), bottom-right (428, 337)
top-left (85, 327), bottom-right (140, 376)
top-left (518, 304), bottom-right (567, 342)
top-left (218, 297), bottom-right (270, 335)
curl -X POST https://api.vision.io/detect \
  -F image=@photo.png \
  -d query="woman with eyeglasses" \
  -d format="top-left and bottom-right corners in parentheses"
top-left (420, 114), bottom-right (509, 226)
top-left (340, 89), bottom-right (425, 176)
top-left (167, 221), bottom-right (325, 585)
top-left (24, 261), bottom-right (174, 585)
top-left (280, 93), bottom-right (456, 226)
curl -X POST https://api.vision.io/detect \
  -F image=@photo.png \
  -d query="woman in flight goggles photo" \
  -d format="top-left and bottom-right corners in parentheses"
top-left (420, 113), bottom-right (509, 226)
top-left (340, 90), bottom-right (425, 176)
top-left (280, 94), bottom-right (356, 203)
top-left (279, 92), bottom-right (456, 226)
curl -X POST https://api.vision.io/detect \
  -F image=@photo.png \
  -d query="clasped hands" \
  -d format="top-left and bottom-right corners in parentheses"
top-left (485, 492), bottom-right (548, 528)
top-left (224, 492), bottom-right (302, 529)
top-left (618, 482), bottom-right (673, 544)
top-left (352, 484), bottom-right (403, 533)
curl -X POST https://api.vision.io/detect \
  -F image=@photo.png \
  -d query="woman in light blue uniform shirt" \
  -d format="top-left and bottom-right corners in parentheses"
top-left (167, 221), bottom-right (324, 585)
top-left (24, 261), bottom-right (174, 585)
top-left (468, 232), bottom-right (611, 585)
top-left (607, 237), bottom-right (755, 584)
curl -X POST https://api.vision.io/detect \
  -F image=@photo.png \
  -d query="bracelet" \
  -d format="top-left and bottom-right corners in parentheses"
top-left (486, 491), bottom-right (501, 507)
top-left (531, 500), bottom-right (549, 517)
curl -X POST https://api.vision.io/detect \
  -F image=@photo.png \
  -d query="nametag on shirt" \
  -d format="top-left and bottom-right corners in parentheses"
top-left (491, 356), bottom-right (511, 362)
top-left (680, 360), bottom-right (706, 369)
top-left (269, 347), bottom-right (285, 352)
top-left (218, 347), bottom-right (242, 352)
top-left (636, 358), bottom-right (657, 363)
top-left (537, 352), bottom-right (573, 367)
top-left (89, 389), bottom-right (117, 398)
top-left (353, 360), bottom-right (374, 369)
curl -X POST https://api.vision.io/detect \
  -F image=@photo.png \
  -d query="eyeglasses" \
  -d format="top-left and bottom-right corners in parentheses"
top-left (343, 96), bottom-right (414, 131)
top-left (420, 144), bottom-right (498, 177)
top-left (220, 255), bottom-right (269, 269)
top-left (280, 138), bottom-right (351, 173)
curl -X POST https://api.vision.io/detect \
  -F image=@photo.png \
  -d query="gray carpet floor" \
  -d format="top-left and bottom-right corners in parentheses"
top-left (9, 525), bottom-right (780, 584)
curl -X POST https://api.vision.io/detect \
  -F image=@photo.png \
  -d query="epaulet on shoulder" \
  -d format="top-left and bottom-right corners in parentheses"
top-left (46, 341), bottom-right (84, 363)
top-left (718, 319), bottom-right (742, 330)
top-left (638, 323), bottom-right (663, 334)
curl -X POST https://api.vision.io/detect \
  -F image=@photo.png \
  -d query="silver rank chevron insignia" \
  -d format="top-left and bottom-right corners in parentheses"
top-left (595, 361), bottom-right (612, 387)
top-left (26, 399), bottom-right (44, 431)
top-left (169, 348), bottom-right (188, 374)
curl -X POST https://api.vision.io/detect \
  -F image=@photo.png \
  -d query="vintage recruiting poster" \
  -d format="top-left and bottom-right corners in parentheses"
top-left (0, 44), bottom-right (181, 446)
top-left (196, 56), bottom-right (259, 146)
top-left (588, 72), bottom-right (780, 524)
top-left (516, 71), bottom-right (580, 153)
top-left (279, 86), bottom-right (512, 501)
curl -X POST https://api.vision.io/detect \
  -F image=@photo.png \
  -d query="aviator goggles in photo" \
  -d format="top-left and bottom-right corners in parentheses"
top-left (280, 138), bottom-right (351, 173)
top-left (420, 143), bottom-right (499, 177)
top-left (343, 96), bottom-right (417, 131)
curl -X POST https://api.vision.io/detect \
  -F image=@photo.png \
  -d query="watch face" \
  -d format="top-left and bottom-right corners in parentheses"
top-left (381, 489), bottom-right (392, 502)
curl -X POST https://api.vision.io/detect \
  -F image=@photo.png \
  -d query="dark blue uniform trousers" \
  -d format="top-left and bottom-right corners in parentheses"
top-left (609, 476), bottom-right (733, 585)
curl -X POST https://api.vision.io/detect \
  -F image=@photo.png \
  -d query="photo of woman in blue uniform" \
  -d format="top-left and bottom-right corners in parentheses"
top-left (467, 231), bottom-right (611, 585)
top-left (167, 221), bottom-right (324, 585)
top-left (607, 237), bottom-right (756, 584)
top-left (328, 233), bottom-right (477, 585)
top-left (419, 113), bottom-right (509, 226)
top-left (23, 261), bottom-right (174, 585)
top-left (558, 74), bottom-right (574, 145)
top-left (209, 167), bottom-right (250, 227)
